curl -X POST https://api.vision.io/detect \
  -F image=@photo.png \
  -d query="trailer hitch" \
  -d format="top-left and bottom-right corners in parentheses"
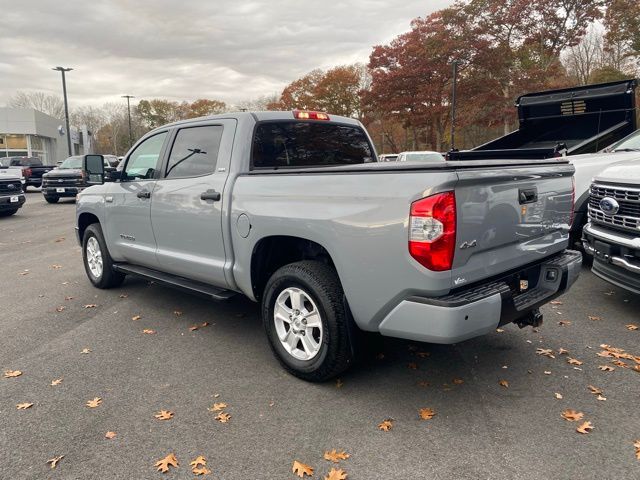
top-left (515, 308), bottom-right (543, 329)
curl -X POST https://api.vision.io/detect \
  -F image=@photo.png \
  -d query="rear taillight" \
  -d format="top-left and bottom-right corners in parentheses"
top-left (569, 177), bottom-right (575, 227)
top-left (409, 192), bottom-right (456, 271)
top-left (293, 110), bottom-right (330, 121)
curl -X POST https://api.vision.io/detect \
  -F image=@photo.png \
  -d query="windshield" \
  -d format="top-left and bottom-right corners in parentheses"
top-left (610, 130), bottom-right (640, 152)
top-left (59, 156), bottom-right (83, 169)
top-left (0, 158), bottom-right (10, 167)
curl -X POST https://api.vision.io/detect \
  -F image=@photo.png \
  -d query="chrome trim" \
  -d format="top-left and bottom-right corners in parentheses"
top-left (610, 256), bottom-right (640, 274)
top-left (583, 222), bottom-right (640, 250)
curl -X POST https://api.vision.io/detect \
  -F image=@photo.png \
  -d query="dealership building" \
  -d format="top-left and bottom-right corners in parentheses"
top-left (0, 107), bottom-right (90, 165)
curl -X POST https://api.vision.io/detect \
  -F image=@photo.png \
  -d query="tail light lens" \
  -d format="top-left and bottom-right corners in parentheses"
top-left (293, 110), bottom-right (330, 120)
top-left (409, 192), bottom-right (456, 271)
top-left (569, 176), bottom-right (575, 227)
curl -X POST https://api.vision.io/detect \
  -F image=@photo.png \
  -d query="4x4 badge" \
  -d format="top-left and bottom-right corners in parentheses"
top-left (459, 239), bottom-right (477, 249)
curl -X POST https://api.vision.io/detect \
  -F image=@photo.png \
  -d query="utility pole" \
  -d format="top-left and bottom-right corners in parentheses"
top-left (121, 95), bottom-right (135, 148)
top-left (52, 66), bottom-right (73, 155)
top-left (450, 60), bottom-right (459, 151)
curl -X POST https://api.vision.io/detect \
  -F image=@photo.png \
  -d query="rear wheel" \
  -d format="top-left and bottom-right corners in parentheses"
top-left (82, 223), bottom-right (126, 289)
top-left (262, 260), bottom-right (354, 382)
top-left (0, 209), bottom-right (18, 217)
top-left (44, 196), bottom-right (59, 204)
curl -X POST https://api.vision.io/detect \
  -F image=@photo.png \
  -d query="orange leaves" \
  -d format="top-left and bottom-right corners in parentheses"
top-left (16, 402), bottom-right (33, 410)
top-left (142, 329), bottom-right (156, 335)
top-left (86, 397), bottom-right (102, 408)
top-left (4, 369), bottom-right (22, 378)
top-left (499, 379), bottom-right (509, 388)
top-left (84, 304), bottom-right (97, 309)
top-left (292, 460), bottom-right (314, 478)
top-left (418, 408), bottom-right (436, 420)
top-left (189, 322), bottom-right (210, 332)
top-left (323, 450), bottom-right (350, 463)
top-left (325, 468), bottom-right (348, 480)
top-left (208, 402), bottom-right (227, 412)
top-left (588, 385), bottom-right (603, 396)
top-left (452, 378), bottom-right (464, 385)
top-left (81, 348), bottom-right (91, 354)
top-left (536, 348), bottom-right (555, 358)
top-left (190, 456), bottom-right (210, 476)
top-left (561, 409), bottom-right (584, 422)
top-left (576, 421), bottom-right (594, 434)
top-left (131, 315), bottom-right (141, 321)
top-left (105, 431), bottom-right (117, 439)
top-left (154, 410), bottom-right (174, 421)
top-left (56, 306), bottom-right (66, 312)
top-left (378, 419), bottom-right (394, 431)
top-left (567, 358), bottom-right (583, 366)
top-left (51, 378), bottom-right (63, 386)
top-left (47, 455), bottom-right (64, 469)
top-left (626, 324), bottom-right (638, 331)
top-left (215, 412), bottom-right (231, 423)
top-left (588, 315), bottom-right (602, 321)
top-left (634, 440), bottom-right (640, 460)
top-left (155, 453), bottom-right (179, 473)
top-left (598, 365), bottom-right (614, 372)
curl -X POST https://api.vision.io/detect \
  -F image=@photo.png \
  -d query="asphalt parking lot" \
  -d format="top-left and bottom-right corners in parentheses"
top-left (1, 193), bottom-right (639, 479)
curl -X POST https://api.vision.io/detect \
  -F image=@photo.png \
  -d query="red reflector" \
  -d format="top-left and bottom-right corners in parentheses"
top-left (293, 110), bottom-right (330, 121)
top-left (409, 192), bottom-right (456, 271)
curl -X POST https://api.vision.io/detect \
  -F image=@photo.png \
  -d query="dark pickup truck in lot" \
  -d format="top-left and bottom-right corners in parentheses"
top-left (0, 156), bottom-right (54, 189)
top-left (0, 170), bottom-right (26, 216)
top-left (42, 155), bottom-right (117, 203)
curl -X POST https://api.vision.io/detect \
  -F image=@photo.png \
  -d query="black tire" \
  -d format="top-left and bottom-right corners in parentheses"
top-left (82, 223), bottom-right (126, 289)
top-left (0, 209), bottom-right (18, 217)
top-left (44, 196), bottom-right (59, 204)
top-left (262, 260), bottom-right (354, 382)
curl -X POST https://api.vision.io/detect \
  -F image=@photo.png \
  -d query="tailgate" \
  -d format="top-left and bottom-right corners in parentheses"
top-left (451, 162), bottom-right (574, 288)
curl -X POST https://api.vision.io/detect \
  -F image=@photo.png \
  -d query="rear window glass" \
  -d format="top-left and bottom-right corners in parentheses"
top-left (252, 121), bottom-right (374, 169)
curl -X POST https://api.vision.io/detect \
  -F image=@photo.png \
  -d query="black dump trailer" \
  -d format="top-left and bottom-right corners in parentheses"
top-left (448, 79), bottom-right (637, 160)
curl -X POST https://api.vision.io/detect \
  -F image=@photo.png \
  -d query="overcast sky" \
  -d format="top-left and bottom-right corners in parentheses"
top-left (1, 0), bottom-right (453, 107)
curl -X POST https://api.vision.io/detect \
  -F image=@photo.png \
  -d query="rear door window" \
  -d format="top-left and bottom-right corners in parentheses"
top-left (252, 121), bottom-right (374, 169)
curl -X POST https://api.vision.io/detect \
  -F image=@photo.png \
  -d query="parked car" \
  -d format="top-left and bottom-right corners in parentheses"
top-left (378, 154), bottom-right (398, 162)
top-left (583, 159), bottom-right (640, 293)
top-left (42, 155), bottom-right (117, 204)
top-left (397, 151), bottom-right (446, 162)
top-left (0, 169), bottom-right (26, 216)
top-left (76, 110), bottom-right (580, 381)
top-left (0, 156), bottom-right (54, 189)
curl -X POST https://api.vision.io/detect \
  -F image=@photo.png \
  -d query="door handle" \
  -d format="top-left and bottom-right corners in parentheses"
top-left (519, 188), bottom-right (538, 204)
top-left (201, 189), bottom-right (221, 201)
top-left (137, 190), bottom-right (151, 199)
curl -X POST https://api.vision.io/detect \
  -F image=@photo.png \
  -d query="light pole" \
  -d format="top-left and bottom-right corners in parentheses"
top-left (121, 95), bottom-right (135, 148)
top-left (450, 60), bottom-right (459, 151)
top-left (52, 66), bottom-right (73, 156)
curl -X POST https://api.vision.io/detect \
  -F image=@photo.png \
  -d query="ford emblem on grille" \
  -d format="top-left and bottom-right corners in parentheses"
top-left (7, 184), bottom-right (15, 190)
top-left (599, 197), bottom-right (619, 216)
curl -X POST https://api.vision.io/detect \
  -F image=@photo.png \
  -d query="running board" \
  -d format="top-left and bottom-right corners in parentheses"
top-left (113, 264), bottom-right (236, 301)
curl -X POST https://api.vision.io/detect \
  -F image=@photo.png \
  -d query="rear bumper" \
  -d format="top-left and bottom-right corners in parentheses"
top-left (378, 249), bottom-right (582, 344)
top-left (0, 193), bottom-right (26, 210)
top-left (582, 222), bottom-right (640, 294)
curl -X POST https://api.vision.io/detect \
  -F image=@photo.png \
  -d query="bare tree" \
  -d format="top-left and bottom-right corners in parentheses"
top-left (563, 26), bottom-right (605, 85)
top-left (8, 91), bottom-right (65, 119)
top-left (232, 94), bottom-right (280, 112)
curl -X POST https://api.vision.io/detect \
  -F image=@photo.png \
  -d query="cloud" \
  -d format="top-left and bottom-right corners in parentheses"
top-left (3, 0), bottom-right (452, 106)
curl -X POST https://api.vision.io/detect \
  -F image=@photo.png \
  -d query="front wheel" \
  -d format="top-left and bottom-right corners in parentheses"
top-left (82, 223), bottom-right (126, 289)
top-left (44, 196), bottom-right (59, 204)
top-left (262, 260), bottom-right (354, 382)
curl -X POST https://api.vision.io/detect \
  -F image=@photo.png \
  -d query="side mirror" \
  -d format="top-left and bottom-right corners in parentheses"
top-left (84, 155), bottom-right (105, 185)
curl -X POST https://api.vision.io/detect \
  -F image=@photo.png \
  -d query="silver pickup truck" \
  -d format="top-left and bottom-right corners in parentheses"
top-left (75, 111), bottom-right (581, 381)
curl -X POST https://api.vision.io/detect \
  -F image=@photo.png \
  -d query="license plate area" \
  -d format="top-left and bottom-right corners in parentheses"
top-left (56, 187), bottom-right (65, 193)
top-left (10, 195), bottom-right (19, 203)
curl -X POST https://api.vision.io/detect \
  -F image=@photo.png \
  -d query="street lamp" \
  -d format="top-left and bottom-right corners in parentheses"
top-left (52, 66), bottom-right (73, 156)
top-left (121, 95), bottom-right (135, 148)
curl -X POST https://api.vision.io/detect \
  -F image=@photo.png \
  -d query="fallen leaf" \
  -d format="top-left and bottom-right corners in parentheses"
top-left (155, 453), bottom-right (179, 473)
top-left (588, 316), bottom-right (602, 321)
top-left (200, 322), bottom-right (209, 327)
top-left (56, 306), bottom-right (66, 312)
top-left (378, 419), bottom-right (393, 431)
top-left (561, 409), bottom-right (584, 422)
top-left (131, 315), bottom-right (141, 321)
top-left (64, 296), bottom-right (74, 301)
top-left (324, 450), bottom-right (350, 463)
top-left (119, 294), bottom-right (129, 298)
top-left (208, 402), bottom-right (227, 412)
top-left (4, 370), bottom-right (22, 378)
top-left (47, 455), bottom-right (64, 469)
top-left (17, 402), bottom-right (33, 409)
top-left (567, 358), bottom-right (583, 366)
top-left (84, 304), bottom-right (97, 309)
top-left (86, 397), bottom-right (102, 408)
top-left (324, 468), bottom-right (348, 480)
top-left (215, 412), bottom-right (231, 423)
top-left (576, 421), bottom-right (594, 434)
top-left (634, 440), bottom-right (640, 460)
top-left (50, 264), bottom-right (62, 270)
top-left (558, 320), bottom-right (571, 326)
top-left (193, 466), bottom-right (211, 476)
top-left (626, 324), bottom-right (639, 331)
top-left (452, 378), bottom-right (464, 385)
top-left (51, 378), bottom-right (63, 386)
top-left (292, 460), bottom-right (314, 478)
top-left (555, 392), bottom-right (563, 399)
top-left (173, 310), bottom-right (183, 316)
top-left (496, 328), bottom-right (505, 333)
top-left (588, 385), bottom-right (604, 396)
top-left (105, 431), bottom-right (116, 439)
top-left (142, 329), bottom-right (156, 334)
top-left (558, 348), bottom-right (569, 355)
top-left (189, 325), bottom-right (199, 331)
top-left (19, 270), bottom-right (29, 275)
top-left (407, 362), bottom-right (418, 370)
top-left (190, 456), bottom-right (207, 468)
top-left (55, 237), bottom-right (65, 242)
top-left (81, 348), bottom-right (91, 354)
top-left (598, 365), bottom-right (615, 372)
top-left (544, 371), bottom-right (552, 375)
top-left (419, 408), bottom-right (436, 420)
top-left (536, 348), bottom-right (555, 358)
top-left (499, 380), bottom-right (509, 388)
top-left (335, 379), bottom-right (344, 388)
top-left (596, 395), bottom-right (607, 401)
top-left (550, 300), bottom-right (563, 305)
top-left (154, 410), bottom-right (174, 420)
top-left (612, 360), bottom-right (628, 368)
